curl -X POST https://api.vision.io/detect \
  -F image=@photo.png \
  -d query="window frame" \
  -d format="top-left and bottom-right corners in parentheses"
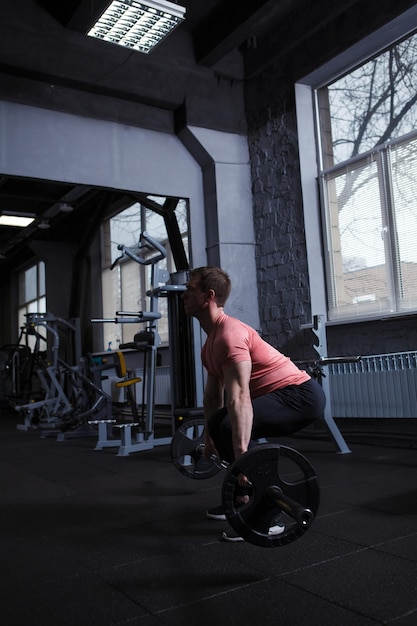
top-left (17, 261), bottom-right (47, 349)
top-left (100, 197), bottom-right (189, 349)
top-left (319, 130), bottom-right (417, 321)
top-left (295, 9), bottom-right (417, 325)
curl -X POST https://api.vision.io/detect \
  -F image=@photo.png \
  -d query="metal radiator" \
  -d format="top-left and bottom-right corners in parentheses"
top-left (328, 351), bottom-right (417, 418)
top-left (134, 365), bottom-right (171, 405)
top-left (154, 366), bottom-right (171, 405)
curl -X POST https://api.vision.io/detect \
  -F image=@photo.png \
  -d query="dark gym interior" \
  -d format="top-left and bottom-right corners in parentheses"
top-left (1, 413), bottom-right (416, 625)
top-left (1, 1), bottom-right (416, 624)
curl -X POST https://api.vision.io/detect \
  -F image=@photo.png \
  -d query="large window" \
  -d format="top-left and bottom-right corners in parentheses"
top-left (317, 32), bottom-right (417, 320)
top-left (101, 197), bottom-right (188, 349)
top-left (18, 262), bottom-right (46, 349)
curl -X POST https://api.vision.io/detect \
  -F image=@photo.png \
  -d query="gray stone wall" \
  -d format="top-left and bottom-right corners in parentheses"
top-left (245, 74), bottom-right (314, 360)
top-left (327, 320), bottom-right (417, 358)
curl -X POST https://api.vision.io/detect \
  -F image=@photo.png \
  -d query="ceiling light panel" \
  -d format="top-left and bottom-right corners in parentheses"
top-left (0, 215), bottom-right (34, 227)
top-left (87, 0), bottom-right (186, 54)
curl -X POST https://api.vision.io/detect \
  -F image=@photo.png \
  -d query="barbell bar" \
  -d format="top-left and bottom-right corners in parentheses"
top-left (171, 418), bottom-right (320, 547)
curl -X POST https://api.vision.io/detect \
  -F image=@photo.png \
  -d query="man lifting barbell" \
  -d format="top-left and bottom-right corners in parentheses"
top-left (181, 267), bottom-right (326, 542)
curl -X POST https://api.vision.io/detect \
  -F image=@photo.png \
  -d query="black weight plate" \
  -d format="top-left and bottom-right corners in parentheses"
top-left (222, 444), bottom-right (320, 547)
top-left (171, 418), bottom-right (221, 480)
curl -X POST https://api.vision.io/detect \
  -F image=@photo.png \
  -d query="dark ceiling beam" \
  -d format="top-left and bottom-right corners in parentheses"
top-left (0, 62), bottom-right (178, 112)
top-left (243, 0), bottom-right (361, 78)
top-left (243, 0), bottom-right (416, 79)
top-left (0, 176), bottom-right (9, 190)
top-left (0, 183), bottom-right (94, 262)
top-left (33, 1), bottom-right (85, 26)
top-left (194, 0), bottom-right (295, 67)
top-left (65, 0), bottom-right (110, 31)
top-left (130, 192), bottom-right (169, 217)
top-left (35, 0), bottom-right (106, 31)
top-left (0, 190), bottom-right (68, 204)
top-left (129, 192), bottom-right (188, 270)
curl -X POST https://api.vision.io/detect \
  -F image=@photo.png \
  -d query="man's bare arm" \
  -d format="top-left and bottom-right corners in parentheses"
top-left (223, 361), bottom-right (253, 459)
top-left (203, 373), bottom-right (224, 457)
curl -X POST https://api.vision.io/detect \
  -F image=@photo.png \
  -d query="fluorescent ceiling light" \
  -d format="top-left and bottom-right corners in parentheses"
top-left (0, 215), bottom-right (35, 227)
top-left (87, 0), bottom-right (186, 54)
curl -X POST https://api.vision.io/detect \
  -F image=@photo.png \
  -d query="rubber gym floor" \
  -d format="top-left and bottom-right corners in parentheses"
top-left (1, 411), bottom-right (416, 626)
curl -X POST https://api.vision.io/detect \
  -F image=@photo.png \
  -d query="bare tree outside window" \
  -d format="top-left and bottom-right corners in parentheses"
top-left (318, 32), bottom-right (417, 320)
top-left (324, 34), bottom-right (417, 166)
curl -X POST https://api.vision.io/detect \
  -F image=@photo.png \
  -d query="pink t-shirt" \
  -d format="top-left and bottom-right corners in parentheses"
top-left (201, 313), bottom-right (310, 398)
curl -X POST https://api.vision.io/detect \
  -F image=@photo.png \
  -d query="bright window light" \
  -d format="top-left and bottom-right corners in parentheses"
top-left (0, 215), bottom-right (35, 227)
top-left (87, 0), bottom-right (186, 54)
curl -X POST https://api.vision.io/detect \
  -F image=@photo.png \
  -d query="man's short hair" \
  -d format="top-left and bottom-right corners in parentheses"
top-left (189, 267), bottom-right (231, 306)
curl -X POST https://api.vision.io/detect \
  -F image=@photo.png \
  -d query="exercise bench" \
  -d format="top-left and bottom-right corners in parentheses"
top-left (89, 351), bottom-right (142, 451)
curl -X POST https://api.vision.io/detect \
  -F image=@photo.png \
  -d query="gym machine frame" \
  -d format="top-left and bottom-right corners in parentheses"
top-left (91, 231), bottom-right (171, 455)
top-left (15, 314), bottom-right (80, 428)
top-left (14, 312), bottom-right (113, 436)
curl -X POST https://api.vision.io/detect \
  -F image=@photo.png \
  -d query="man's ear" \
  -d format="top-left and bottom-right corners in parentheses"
top-left (207, 288), bottom-right (216, 302)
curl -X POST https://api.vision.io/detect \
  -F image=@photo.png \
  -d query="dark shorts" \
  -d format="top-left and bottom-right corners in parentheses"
top-left (207, 378), bottom-right (326, 463)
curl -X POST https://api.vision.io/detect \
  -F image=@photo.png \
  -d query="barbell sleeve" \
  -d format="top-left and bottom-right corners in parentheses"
top-left (266, 485), bottom-right (314, 527)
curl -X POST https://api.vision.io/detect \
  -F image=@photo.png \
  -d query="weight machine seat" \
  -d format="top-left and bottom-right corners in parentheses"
top-left (113, 351), bottom-right (142, 425)
top-left (115, 351), bottom-right (142, 422)
top-left (116, 377), bottom-right (142, 389)
top-left (114, 351), bottom-right (141, 387)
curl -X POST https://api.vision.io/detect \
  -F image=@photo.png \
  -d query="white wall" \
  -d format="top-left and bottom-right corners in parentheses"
top-left (0, 99), bottom-right (203, 216)
top-left (0, 99), bottom-right (260, 405)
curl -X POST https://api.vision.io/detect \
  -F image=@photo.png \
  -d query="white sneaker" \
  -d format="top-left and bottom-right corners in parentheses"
top-left (269, 522), bottom-right (286, 536)
top-left (221, 529), bottom-right (245, 542)
top-left (206, 506), bottom-right (226, 521)
top-left (221, 523), bottom-right (285, 542)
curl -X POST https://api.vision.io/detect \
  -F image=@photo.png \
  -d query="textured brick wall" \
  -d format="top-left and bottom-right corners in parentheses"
top-left (245, 73), bottom-right (314, 360)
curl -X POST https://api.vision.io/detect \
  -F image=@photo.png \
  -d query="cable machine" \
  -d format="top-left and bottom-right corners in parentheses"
top-left (90, 231), bottom-right (172, 454)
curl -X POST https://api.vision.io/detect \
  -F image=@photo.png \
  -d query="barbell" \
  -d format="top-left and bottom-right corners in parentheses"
top-left (170, 417), bottom-right (320, 548)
